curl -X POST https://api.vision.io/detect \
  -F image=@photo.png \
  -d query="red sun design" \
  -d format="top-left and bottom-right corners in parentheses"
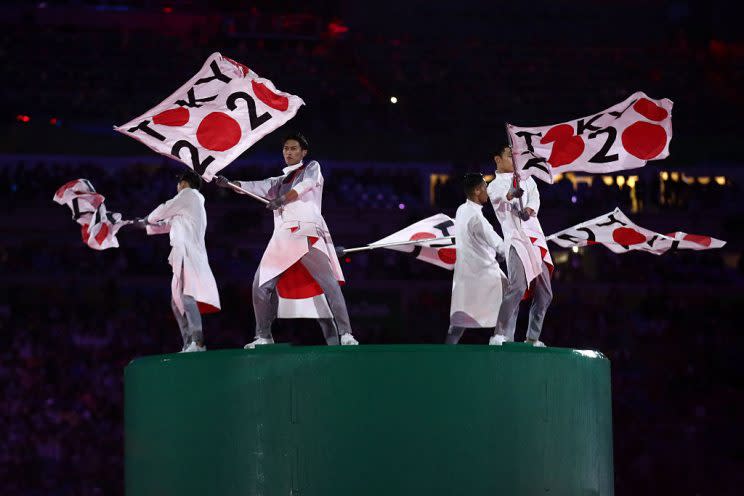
top-left (153, 107), bottom-right (190, 127)
top-left (612, 227), bottom-right (647, 246)
top-left (277, 261), bottom-right (323, 299)
top-left (682, 233), bottom-right (712, 247)
top-left (438, 247), bottom-right (457, 264)
top-left (540, 124), bottom-right (585, 167)
top-left (94, 223), bottom-right (110, 245)
top-left (196, 112), bottom-right (242, 152)
top-left (410, 232), bottom-right (435, 241)
top-left (633, 98), bottom-right (668, 121)
top-left (621, 121), bottom-right (667, 160)
top-left (252, 80), bottom-right (289, 111)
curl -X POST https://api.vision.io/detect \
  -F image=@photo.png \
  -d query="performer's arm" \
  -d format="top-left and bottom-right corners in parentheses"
top-left (470, 216), bottom-right (506, 258)
top-left (234, 176), bottom-right (282, 198)
top-left (146, 190), bottom-right (191, 224)
top-left (145, 221), bottom-right (170, 235)
top-left (266, 161), bottom-right (320, 210)
top-left (524, 178), bottom-right (541, 217)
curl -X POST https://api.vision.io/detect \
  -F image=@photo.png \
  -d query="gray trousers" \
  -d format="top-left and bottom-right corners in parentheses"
top-left (253, 247), bottom-right (352, 343)
top-left (171, 295), bottom-right (203, 347)
top-left (497, 247), bottom-right (553, 341)
top-left (445, 326), bottom-right (466, 344)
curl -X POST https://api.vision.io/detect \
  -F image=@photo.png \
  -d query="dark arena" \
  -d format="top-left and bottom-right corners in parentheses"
top-left (2, 1), bottom-right (743, 495)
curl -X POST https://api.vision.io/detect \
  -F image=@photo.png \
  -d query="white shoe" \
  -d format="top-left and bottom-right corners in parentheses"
top-left (489, 334), bottom-right (508, 346)
top-left (181, 341), bottom-right (206, 353)
top-left (244, 337), bottom-right (274, 349)
top-left (528, 339), bottom-right (546, 347)
top-left (340, 333), bottom-right (359, 345)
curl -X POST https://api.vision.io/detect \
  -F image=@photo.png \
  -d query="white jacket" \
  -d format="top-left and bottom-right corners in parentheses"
top-left (236, 160), bottom-right (344, 286)
top-left (487, 173), bottom-right (550, 287)
top-left (450, 200), bottom-right (507, 328)
top-left (146, 188), bottom-right (221, 314)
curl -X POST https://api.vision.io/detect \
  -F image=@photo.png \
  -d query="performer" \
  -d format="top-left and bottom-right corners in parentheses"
top-left (214, 133), bottom-right (358, 347)
top-left (487, 145), bottom-right (553, 347)
top-left (447, 173), bottom-right (507, 345)
top-left (134, 170), bottom-right (221, 352)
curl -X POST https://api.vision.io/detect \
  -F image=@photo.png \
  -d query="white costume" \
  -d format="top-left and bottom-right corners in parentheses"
top-left (449, 200), bottom-right (507, 334)
top-left (146, 187), bottom-right (220, 349)
top-left (487, 173), bottom-right (552, 342)
top-left (235, 160), bottom-right (352, 341)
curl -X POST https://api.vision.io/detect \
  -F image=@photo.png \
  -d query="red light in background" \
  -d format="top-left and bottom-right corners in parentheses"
top-left (162, 6), bottom-right (173, 13)
top-left (49, 117), bottom-right (58, 125)
top-left (344, 257), bottom-right (351, 263)
top-left (16, 114), bottom-right (30, 123)
top-left (327, 20), bottom-right (349, 37)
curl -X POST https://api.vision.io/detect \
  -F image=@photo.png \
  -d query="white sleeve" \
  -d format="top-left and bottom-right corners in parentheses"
top-left (487, 178), bottom-right (510, 208)
top-left (235, 176), bottom-right (282, 199)
top-left (525, 178), bottom-right (541, 214)
top-left (146, 190), bottom-right (192, 224)
top-left (145, 221), bottom-right (170, 236)
top-left (292, 161), bottom-right (322, 197)
top-left (469, 215), bottom-right (505, 257)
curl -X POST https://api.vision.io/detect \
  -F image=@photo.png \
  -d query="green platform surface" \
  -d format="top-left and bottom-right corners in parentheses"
top-left (125, 344), bottom-right (613, 496)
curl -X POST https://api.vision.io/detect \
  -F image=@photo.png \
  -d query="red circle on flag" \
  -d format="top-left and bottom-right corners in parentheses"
top-left (410, 232), bottom-right (435, 241)
top-left (196, 112), bottom-right (242, 152)
top-left (682, 234), bottom-right (712, 247)
top-left (252, 80), bottom-right (289, 111)
top-left (633, 98), bottom-right (668, 121)
top-left (153, 107), bottom-right (190, 127)
top-left (438, 248), bottom-right (457, 264)
top-left (612, 227), bottom-right (646, 245)
top-left (621, 121), bottom-right (667, 160)
top-left (540, 124), bottom-right (585, 167)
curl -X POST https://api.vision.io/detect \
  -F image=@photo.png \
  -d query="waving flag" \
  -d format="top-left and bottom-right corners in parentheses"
top-left (276, 262), bottom-right (333, 319)
top-left (115, 53), bottom-right (304, 181)
top-left (508, 91), bottom-right (673, 183)
top-left (547, 208), bottom-right (725, 255)
top-left (53, 179), bottom-right (130, 250)
top-left (368, 214), bottom-right (457, 270)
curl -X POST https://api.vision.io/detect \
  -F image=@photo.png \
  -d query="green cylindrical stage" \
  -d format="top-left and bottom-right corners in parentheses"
top-left (125, 344), bottom-right (613, 495)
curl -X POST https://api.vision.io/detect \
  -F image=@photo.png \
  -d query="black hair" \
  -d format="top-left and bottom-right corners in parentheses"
top-left (177, 169), bottom-right (202, 190)
top-left (495, 143), bottom-right (511, 157)
top-left (463, 172), bottom-right (485, 196)
top-left (283, 132), bottom-right (309, 151)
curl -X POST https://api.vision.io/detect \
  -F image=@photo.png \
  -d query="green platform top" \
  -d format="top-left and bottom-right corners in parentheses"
top-left (125, 344), bottom-right (613, 496)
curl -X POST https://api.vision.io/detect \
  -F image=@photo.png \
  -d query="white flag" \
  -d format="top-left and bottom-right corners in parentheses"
top-left (369, 214), bottom-right (457, 270)
top-left (508, 91), bottom-right (673, 183)
top-left (276, 261), bottom-right (333, 319)
top-left (53, 179), bottom-right (130, 250)
top-left (547, 208), bottom-right (725, 255)
top-left (115, 53), bottom-right (304, 181)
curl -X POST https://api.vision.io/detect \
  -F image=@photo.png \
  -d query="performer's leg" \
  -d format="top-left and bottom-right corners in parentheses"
top-left (171, 297), bottom-right (190, 349)
top-left (445, 326), bottom-right (466, 344)
top-left (181, 295), bottom-right (204, 346)
top-left (299, 248), bottom-right (352, 335)
top-left (496, 247), bottom-right (527, 341)
top-left (526, 264), bottom-right (553, 342)
top-left (318, 319), bottom-right (340, 345)
top-left (252, 269), bottom-right (280, 339)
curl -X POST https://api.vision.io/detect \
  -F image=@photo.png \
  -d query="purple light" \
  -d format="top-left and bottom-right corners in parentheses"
top-left (571, 195), bottom-right (577, 204)
top-left (398, 203), bottom-right (405, 210)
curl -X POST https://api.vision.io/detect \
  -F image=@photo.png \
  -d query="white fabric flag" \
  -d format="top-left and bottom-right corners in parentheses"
top-left (276, 261), bottom-right (333, 319)
top-left (53, 179), bottom-right (130, 250)
top-left (547, 207), bottom-right (725, 255)
top-left (508, 91), bottom-right (673, 183)
top-left (115, 53), bottom-right (304, 181)
top-left (369, 213), bottom-right (457, 270)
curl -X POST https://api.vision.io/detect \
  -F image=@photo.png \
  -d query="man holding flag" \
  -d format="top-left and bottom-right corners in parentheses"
top-left (488, 145), bottom-right (553, 347)
top-left (133, 169), bottom-right (221, 352)
top-left (447, 173), bottom-right (507, 345)
top-left (215, 133), bottom-right (358, 347)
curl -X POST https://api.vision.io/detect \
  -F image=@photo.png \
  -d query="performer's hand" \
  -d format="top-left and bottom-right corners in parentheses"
top-left (507, 186), bottom-right (524, 200)
top-left (214, 175), bottom-right (232, 188)
top-left (266, 194), bottom-right (286, 210)
top-left (495, 249), bottom-right (506, 264)
top-left (518, 209), bottom-right (531, 221)
top-left (335, 245), bottom-right (346, 258)
top-left (132, 218), bottom-right (148, 230)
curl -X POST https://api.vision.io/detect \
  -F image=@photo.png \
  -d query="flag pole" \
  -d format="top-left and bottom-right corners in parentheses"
top-left (341, 236), bottom-right (455, 254)
top-left (225, 182), bottom-right (270, 205)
